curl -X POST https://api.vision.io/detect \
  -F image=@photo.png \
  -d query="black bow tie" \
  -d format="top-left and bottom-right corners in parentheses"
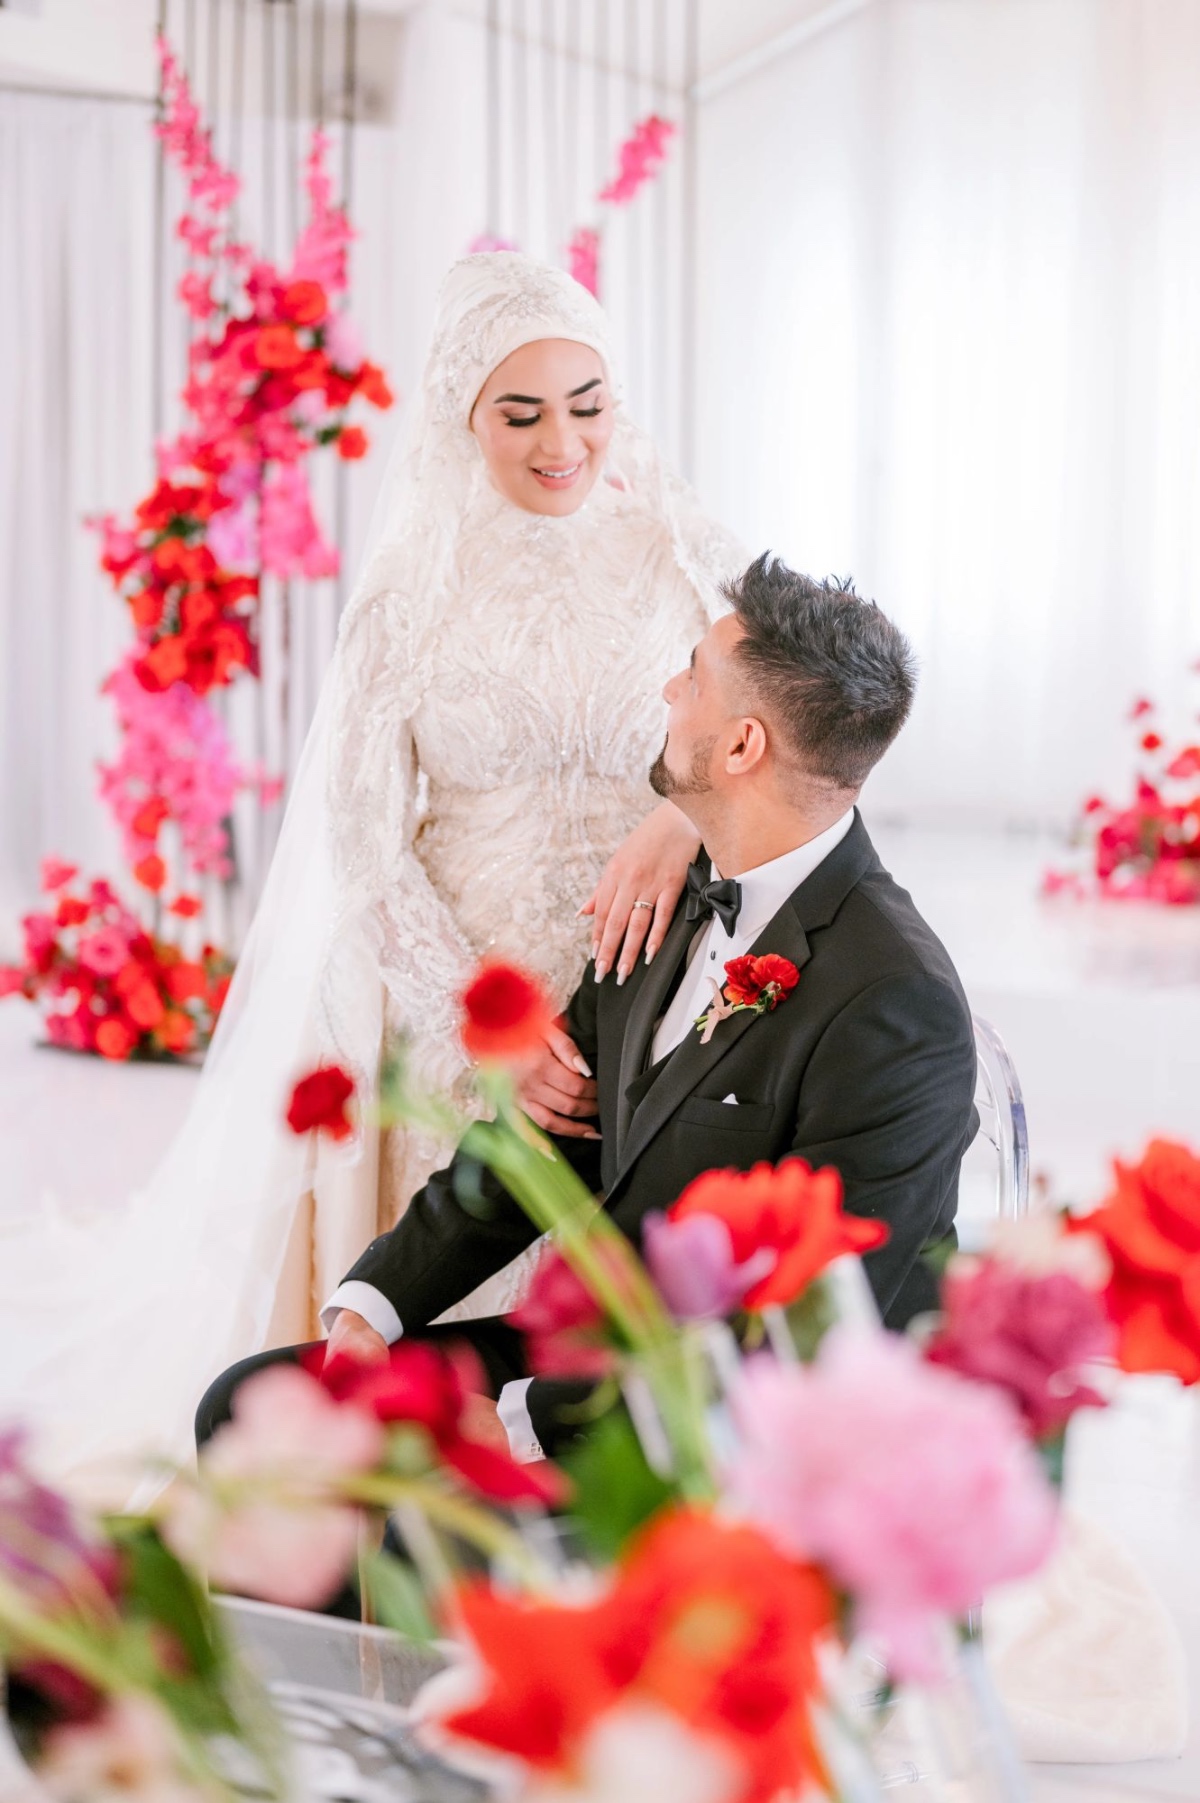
top-left (684, 862), bottom-right (742, 937)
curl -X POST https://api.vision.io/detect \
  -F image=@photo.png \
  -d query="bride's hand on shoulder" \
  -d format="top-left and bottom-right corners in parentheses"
top-left (581, 802), bottom-right (700, 984)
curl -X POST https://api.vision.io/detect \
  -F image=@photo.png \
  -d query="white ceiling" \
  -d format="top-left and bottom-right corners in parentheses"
top-left (0, 0), bottom-right (845, 99)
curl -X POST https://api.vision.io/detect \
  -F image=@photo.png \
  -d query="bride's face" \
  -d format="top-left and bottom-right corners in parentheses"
top-left (470, 338), bottom-right (614, 516)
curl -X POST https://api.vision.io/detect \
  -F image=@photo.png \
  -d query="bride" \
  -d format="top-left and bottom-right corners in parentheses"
top-left (1, 252), bottom-right (743, 1501)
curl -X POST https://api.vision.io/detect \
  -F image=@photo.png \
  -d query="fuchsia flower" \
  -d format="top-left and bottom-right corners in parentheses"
top-left (567, 227), bottom-right (600, 297)
top-left (76, 927), bottom-right (131, 979)
top-left (925, 1258), bottom-right (1113, 1439)
top-left (599, 115), bottom-right (678, 206)
top-left (730, 1330), bottom-right (1058, 1680)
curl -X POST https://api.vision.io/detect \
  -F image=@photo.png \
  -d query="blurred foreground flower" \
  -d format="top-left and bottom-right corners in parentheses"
top-left (284, 1062), bottom-right (356, 1140)
top-left (38, 1694), bottom-right (211, 1803)
top-left (668, 1160), bottom-right (888, 1311)
top-left (642, 1210), bottom-right (775, 1323)
top-left (460, 961), bottom-right (553, 1064)
top-left (730, 1330), bottom-right (1058, 1680)
top-left (164, 1364), bottom-right (383, 1609)
top-left (1072, 1137), bottom-right (1200, 1383)
top-left (438, 1508), bottom-right (833, 1803)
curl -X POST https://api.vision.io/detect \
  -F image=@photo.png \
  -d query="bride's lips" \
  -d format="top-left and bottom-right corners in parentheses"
top-left (530, 461), bottom-right (584, 491)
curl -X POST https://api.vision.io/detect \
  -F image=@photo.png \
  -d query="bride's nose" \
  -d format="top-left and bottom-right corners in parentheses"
top-left (534, 415), bottom-right (584, 465)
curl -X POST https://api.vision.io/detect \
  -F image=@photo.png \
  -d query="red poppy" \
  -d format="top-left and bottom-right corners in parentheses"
top-left (1141, 731), bottom-right (1164, 753)
top-left (444, 1508), bottom-right (833, 1803)
top-left (124, 980), bottom-right (166, 1031)
top-left (95, 1016), bottom-right (138, 1061)
top-left (130, 588), bottom-right (167, 632)
top-left (133, 854), bottom-right (167, 893)
top-left (1072, 1138), bottom-right (1200, 1383)
top-left (136, 637), bottom-right (190, 691)
top-left (318, 1340), bottom-right (566, 1508)
top-left (168, 894), bottom-right (203, 919)
top-left (280, 279), bottom-right (329, 326)
top-left (285, 1064), bottom-right (356, 1140)
top-left (722, 952), bottom-right (800, 1010)
top-left (337, 425), bottom-right (369, 460)
top-left (669, 1159), bottom-right (888, 1311)
top-left (460, 961), bottom-right (553, 1063)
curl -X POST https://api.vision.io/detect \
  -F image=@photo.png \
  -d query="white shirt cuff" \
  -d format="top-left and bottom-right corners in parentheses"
top-left (497, 1377), bottom-right (544, 1463)
top-left (320, 1281), bottom-right (404, 1343)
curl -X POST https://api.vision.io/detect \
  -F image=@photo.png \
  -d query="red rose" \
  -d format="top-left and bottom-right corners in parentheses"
top-left (460, 961), bottom-right (553, 1063)
top-left (123, 980), bottom-right (165, 1031)
top-left (723, 952), bottom-right (801, 1010)
top-left (285, 1064), bottom-right (356, 1140)
top-left (254, 324), bottom-right (304, 371)
top-left (133, 854), bottom-right (167, 893)
top-left (130, 588), bottom-right (166, 631)
top-left (136, 637), bottom-right (189, 691)
top-left (95, 1017), bottom-right (138, 1061)
top-left (156, 1009), bottom-right (196, 1055)
top-left (1073, 1138), bottom-right (1200, 1383)
top-left (669, 1158), bottom-right (888, 1311)
top-left (280, 279), bottom-right (329, 325)
top-left (337, 425), bottom-right (369, 460)
top-left (164, 960), bottom-right (206, 1004)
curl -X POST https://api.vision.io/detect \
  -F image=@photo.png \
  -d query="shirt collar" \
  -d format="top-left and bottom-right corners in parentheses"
top-left (712, 811), bottom-right (855, 943)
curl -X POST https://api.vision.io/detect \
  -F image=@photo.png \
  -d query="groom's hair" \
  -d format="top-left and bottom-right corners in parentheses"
top-left (724, 554), bottom-right (916, 792)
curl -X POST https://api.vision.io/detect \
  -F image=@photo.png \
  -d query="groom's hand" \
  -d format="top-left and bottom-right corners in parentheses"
top-left (324, 1309), bottom-right (390, 1369)
top-left (519, 1022), bottom-right (600, 1139)
top-left (460, 1392), bottom-right (513, 1458)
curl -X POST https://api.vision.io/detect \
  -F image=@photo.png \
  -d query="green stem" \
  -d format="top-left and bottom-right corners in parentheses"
top-left (341, 1477), bottom-right (543, 1586)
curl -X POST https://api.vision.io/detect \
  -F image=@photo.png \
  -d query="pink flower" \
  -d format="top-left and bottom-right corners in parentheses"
top-left (925, 1260), bottom-right (1113, 1439)
top-left (730, 1331), bottom-right (1058, 1680)
top-left (567, 227), bottom-right (601, 297)
top-left (598, 115), bottom-right (677, 207)
top-left (642, 1210), bottom-right (775, 1322)
top-left (259, 464), bottom-right (339, 579)
top-left (324, 309), bottom-right (365, 372)
top-left (0, 966), bottom-right (27, 998)
top-left (164, 1364), bottom-right (383, 1610)
top-left (469, 232), bottom-right (520, 254)
top-left (177, 271), bottom-right (217, 320)
top-left (40, 858), bottom-right (79, 893)
top-left (204, 494), bottom-right (258, 572)
top-left (39, 1695), bottom-right (200, 1803)
top-left (509, 1251), bottom-right (618, 1379)
top-left (76, 926), bottom-right (131, 979)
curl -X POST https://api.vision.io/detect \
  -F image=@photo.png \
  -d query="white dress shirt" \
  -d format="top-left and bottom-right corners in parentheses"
top-left (323, 810), bottom-right (856, 1460)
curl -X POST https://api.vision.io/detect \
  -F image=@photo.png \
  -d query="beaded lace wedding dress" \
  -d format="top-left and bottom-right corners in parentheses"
top-left (0, 254), bottom-right (743, 1502)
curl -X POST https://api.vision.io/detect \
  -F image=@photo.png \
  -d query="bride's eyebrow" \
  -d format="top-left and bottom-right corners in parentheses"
top-left (492, 377), bottom-right (604, 405)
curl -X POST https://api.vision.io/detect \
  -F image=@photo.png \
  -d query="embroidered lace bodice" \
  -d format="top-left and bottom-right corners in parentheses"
top-left (328, 474), bottom-right (732, 1097)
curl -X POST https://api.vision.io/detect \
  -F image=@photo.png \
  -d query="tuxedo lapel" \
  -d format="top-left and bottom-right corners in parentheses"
top-left (614, 902), bottom-right (697, 1161)
top-left (610, 811), bottom-right (880, 1190)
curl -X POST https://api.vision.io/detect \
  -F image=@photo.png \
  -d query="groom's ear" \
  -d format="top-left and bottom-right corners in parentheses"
top-left (724, 715), bottom-right (769, 776)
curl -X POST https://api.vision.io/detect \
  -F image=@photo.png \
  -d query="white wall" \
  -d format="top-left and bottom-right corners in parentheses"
top-left (695, 0), bottom-right (1200, 829)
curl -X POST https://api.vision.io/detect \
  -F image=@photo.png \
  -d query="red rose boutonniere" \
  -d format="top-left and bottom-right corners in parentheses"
top-left (695, 953), bottom-right (801, 1044)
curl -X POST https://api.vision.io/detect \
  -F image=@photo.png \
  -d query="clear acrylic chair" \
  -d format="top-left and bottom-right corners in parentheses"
top-left (955, 1016), bottom-right (1031, 1250)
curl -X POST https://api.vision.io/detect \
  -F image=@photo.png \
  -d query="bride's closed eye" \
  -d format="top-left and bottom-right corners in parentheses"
top-left (505, 405), bottom-right (605, 429)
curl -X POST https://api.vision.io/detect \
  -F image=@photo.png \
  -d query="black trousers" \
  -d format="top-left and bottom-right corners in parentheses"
top-left (194, 1316), bottom-right (531, 1446)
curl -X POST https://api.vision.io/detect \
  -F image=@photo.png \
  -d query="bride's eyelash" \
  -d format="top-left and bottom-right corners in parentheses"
top-left (504, 404), bottom-right (606, 429)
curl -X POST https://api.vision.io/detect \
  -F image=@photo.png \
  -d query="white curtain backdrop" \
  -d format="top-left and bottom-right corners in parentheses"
top-left (0, 92), bottom-right (154, 944)
top-left (696, 0), bottom-right (1200, 827)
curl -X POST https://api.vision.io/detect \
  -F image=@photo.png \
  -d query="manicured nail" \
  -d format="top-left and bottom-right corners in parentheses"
top-left (573, 1055), bottom-right (593, 1078)
top-left (584, 1130), bottom-right (602, 1140)
top-left (594, 960), bottom-right (608, 983)
top-left (645, 946), bottom-right (657, 966)
top-left (617, 971), bottom-right (627, 987)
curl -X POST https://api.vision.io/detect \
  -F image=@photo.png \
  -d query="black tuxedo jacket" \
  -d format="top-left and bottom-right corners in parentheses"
top-left (344, 812), bottom-right (978, 1424)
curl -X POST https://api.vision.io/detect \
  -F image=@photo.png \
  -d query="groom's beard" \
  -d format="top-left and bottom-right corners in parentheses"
top-left (649, 733), bottom-right (715, 799)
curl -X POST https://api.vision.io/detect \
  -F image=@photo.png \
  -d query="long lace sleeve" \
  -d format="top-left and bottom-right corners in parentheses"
top-left (324, 587), bottom-right (478, 1098)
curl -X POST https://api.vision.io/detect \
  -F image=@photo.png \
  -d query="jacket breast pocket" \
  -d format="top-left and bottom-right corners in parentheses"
top-left (676, 1097), bottom-right (777, 1134)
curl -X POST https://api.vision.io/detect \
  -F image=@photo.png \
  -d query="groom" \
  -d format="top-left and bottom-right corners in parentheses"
top-left (198, 555), bottom-right (977, 1459)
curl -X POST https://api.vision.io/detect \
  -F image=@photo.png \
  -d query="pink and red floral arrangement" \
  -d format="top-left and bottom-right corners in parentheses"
top-left (1045, 687), bottom-right (1200, 904)
top-left (3, 37), bottom-right (394, 1060)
